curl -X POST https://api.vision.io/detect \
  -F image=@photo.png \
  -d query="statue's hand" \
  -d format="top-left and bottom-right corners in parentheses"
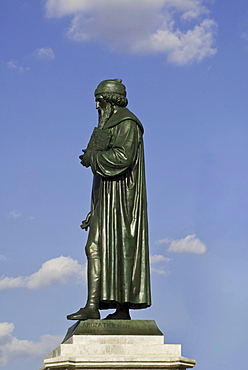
top-left (79, 150), bottom-right (91, 168)
top-left (80, 212), bottom-right (91, 231)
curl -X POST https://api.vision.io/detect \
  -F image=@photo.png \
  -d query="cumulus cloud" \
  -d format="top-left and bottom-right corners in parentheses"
top-left (0, 256), bottom-right (86, 290)
top-left (150, 254), bottom-right (171, 264)
top-left (0, 322), bottom-right (62, 366)
top-left (34, 47), bottom-right (55, 60)
top-left (6, 61), bottom-right (29, 73)
top-left (138, 18), bottom-right (217, 65)
top-left (156, 238), bottom-right (172, 245)
top-left (44, 0), bottom-right (217, 65)
top-left (6, 210), bottom-right (34, 222)
top-left (6, 210), bottom-right (23, 219)
top-left (158, 234), bottom-right (207, 254)
top-left (150, 254), bottom-right (171, 275)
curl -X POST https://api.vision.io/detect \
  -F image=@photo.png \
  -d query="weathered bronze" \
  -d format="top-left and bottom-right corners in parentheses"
top-left (67, 79), bottom-right (151, 321)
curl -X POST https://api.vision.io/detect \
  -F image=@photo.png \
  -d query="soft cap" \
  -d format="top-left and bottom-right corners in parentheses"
top-left (95, 79), bottom-right (126, 97)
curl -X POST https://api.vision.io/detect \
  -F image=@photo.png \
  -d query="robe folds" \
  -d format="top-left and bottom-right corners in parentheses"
top-left (86, 107), bottom-right (151, 310)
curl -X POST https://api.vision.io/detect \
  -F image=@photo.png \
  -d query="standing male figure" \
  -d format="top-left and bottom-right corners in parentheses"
top-left (67, 79), bottom-right (151, 321)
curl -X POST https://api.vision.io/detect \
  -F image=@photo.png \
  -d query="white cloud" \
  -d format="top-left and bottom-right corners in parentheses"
top-left (156, 238), bottom-right (172, 245)
top-left (151, 267), bottom-right (169, 275)
top-left (7, 61), bottom-right (19, 69)
top-left (6, 61), bottom-right (29, 73)
top-left (0, 322), bottom-right (62, 366)
top-left (0, 256), bottom-right (86, 290)
top-left (150, 254), bottom-right (171, 264)
top-left (0, 255), bottom-right (7, 262)
top-left (166, 234), bottom-right (207, 254)
top-left (150, 254), bottom-right (171, 275)
top-left (6, 210), bottom-right (34, 222)
top-left (163, 0), bottom-right (208, 20)
top-left (6, 210), bottom-right (23, 219)
top-left (34, 47), bottom-right (55, 60)
top-left (138, 19), bottom-right (217, 65)
top-left (44, 0), bottom-right (217, 65)
top-left (0, 322), bottom-right (14, 338)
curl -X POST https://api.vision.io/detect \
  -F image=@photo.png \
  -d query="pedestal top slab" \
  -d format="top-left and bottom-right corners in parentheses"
top-left (63, 320), bottom-right (163, 343)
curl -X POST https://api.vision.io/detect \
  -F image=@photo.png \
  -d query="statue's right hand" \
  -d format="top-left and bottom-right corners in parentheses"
top-left (80, 212), bottom-right (91, 231)
top-left (79, 150), bottom-right (91, 168)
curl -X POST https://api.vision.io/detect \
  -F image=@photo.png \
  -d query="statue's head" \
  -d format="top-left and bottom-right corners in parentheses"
top-left (94, 79), bottom-right (128, 108)
top-left (95, 79), bottom-right (128, 127)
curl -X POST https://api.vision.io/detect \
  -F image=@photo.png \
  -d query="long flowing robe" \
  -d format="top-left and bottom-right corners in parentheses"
top-left (86, 107), bottom-right (151, 309)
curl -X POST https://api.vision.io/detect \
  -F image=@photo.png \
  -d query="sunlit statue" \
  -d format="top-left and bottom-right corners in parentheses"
top-left (67, 79), bottom-right (151, 320)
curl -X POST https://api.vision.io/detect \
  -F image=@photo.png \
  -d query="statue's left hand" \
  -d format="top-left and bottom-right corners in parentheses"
top-left (79, 150), bottom-right (91, 167)
top-left (80, 212), bottom-right (91, 231)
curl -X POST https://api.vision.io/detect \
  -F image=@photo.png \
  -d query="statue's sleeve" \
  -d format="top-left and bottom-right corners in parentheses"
top-left (90, 120), bottom-right (139, 177)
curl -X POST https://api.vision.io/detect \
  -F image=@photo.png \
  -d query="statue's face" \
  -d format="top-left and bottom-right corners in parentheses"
top-left (96, 95), bottom-right (107, 124)
top-left (95, 95), bottom-right (107, 111)
top-left (95, 95), bottom-right (113, 128)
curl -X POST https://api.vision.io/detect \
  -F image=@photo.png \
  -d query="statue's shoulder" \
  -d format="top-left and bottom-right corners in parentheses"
top-left (105, 108), bottom-right (144, 133)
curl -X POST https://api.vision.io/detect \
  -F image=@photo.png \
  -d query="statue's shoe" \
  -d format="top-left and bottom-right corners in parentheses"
top-left (104, 310), bottom-right (131, 320)
top-left (67, 307), bottom-right (100, 320)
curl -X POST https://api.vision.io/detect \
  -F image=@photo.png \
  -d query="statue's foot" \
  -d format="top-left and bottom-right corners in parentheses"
top-left (104, 310), bottom-right (131, 320)
top-left (67, 306), bottom-right (100, 320)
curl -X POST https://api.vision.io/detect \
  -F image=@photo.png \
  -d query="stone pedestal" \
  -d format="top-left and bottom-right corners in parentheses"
top-left (40, 320), bottom-right (196, 370)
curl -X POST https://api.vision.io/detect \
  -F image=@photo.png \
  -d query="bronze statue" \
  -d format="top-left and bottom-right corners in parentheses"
top-left (67, 79), bottom-right (151, 321)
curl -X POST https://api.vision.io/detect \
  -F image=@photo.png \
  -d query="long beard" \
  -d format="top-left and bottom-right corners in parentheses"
top-left (98, 102), bottom-right (114, 128)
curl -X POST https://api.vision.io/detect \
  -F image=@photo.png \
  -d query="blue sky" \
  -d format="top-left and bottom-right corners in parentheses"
top-left (1, 0), bottom-right (248, 369)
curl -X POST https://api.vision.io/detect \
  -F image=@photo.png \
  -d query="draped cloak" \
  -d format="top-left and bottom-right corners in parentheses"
top-left (86, 107), bottom-right (151, 310)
